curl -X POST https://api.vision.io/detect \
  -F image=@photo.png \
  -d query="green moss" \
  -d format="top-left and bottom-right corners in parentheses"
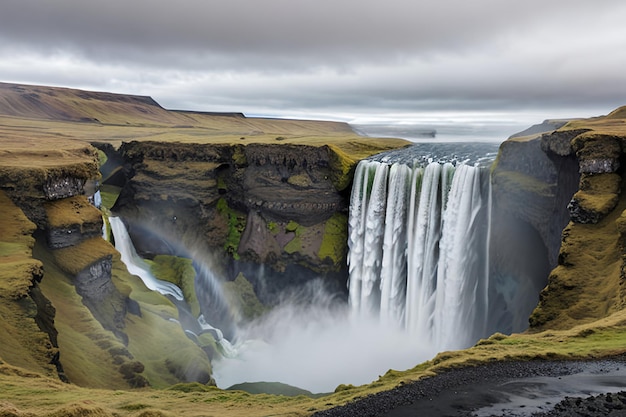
top-left (318, 213), bottom-right (348, 268)
top-left (52, 238), bottom-right (117, 276)
top-left (100, 184), bottom-right (122, 211)
top-left (285, 220), bottom-right (300, 234)
top-left (45, 195), bottom-right (103, 229)
top-left (287, 173), bottom-right (313, 188)
top-left (326, 144), bottom-right (357, 191)
top-left (216, 198), bottom-right (246, 260)
top-left (217, 175), bottom-right (227, 192)
top-left (283, 221), bottom-right (306, 255)
top-left (267, 221), bottom-right (278, 234)
top-left (232, 145), bottom-right (247, 166)
top-left (492, 170), bottom-right (553, 197)
top-left (150, 255), bottom-right (200, 317)
top-left (96, 149), bottom-right (108, 167)
top-left (223, 273), bottom-right (267, 321)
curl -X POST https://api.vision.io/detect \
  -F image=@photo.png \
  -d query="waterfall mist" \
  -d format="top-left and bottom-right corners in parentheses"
top-left (108, 141), bottom-right (544, 394)
top-left (212, 279), bottom-right (432, 393)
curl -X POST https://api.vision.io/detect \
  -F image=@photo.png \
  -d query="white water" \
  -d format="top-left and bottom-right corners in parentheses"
top-left (108, 216), bottom-right (184, 301)
top-left (348, 159), bottom-right (491, 351)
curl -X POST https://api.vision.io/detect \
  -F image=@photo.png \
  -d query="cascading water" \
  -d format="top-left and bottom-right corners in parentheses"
top-left (348, 151), bottom-right (492, 351)
top-left (108, 216), bottom-right (184, 300)
top-left (108, 216), bottom-right (237, 354)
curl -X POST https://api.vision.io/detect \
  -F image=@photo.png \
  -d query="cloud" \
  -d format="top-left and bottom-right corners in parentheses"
top-left (1, 0), bottom-right (625, 120)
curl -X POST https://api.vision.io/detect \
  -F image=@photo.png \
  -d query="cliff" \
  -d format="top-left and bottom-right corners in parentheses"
top-left (491, 108), bottom-right (626, 331)
top-left (109, 140), bottom-right (404, 303)
top-left (3, 82), bottom-right (626, 416)
top-left (0, 82), bottom-right (409, 390)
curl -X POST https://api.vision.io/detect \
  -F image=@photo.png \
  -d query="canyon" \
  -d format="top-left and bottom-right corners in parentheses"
top-left (1, 82), bottom-right (626, 416)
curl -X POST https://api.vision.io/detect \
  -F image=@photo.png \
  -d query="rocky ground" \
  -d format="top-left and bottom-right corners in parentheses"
top-left (313, 357), bottom-right (626, 417)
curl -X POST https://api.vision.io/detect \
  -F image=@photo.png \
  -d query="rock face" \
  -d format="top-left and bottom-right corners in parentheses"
top-left (492, 107), bottom-right (626, 331)
top-left (489, 128), bottom-right (581, 333)
top-left (112, 141), bottom-right (359, 301)
top-left (0, 190), bottom-right (61, 379)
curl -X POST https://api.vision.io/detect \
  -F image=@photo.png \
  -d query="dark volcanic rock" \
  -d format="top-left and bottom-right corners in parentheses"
top-left (114, 140), bottom-right (353, 295)
top-left (489, 134), bottom-right (579, 333)
top-left (313, 359), bottom-right (626, 417)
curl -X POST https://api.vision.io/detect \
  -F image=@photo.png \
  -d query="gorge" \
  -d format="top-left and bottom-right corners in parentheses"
top-left (2, 82), bottom-right (626, 416)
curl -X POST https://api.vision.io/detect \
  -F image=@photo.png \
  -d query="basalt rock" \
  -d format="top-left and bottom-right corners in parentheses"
top-left (45, 195), bottom-right (104, 248)
top-left (113, 141), bottom-right (358, 297)
top-left (490, 128), bottom-right (580, 334)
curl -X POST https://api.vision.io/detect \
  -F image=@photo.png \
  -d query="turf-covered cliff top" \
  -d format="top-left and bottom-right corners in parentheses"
top-left (0, 82), bottom-right (410, 155)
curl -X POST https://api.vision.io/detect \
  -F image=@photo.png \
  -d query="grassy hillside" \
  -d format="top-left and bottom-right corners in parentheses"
top-left (0, 82), bottom-right (409, 153)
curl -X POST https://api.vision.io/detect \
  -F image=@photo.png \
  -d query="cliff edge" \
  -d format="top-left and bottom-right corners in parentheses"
top-left (491, 107), bottom-right (626, 331)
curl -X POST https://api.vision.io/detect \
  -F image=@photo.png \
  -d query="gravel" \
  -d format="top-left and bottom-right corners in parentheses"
top-left (312, 357), bottom-right (626, 417)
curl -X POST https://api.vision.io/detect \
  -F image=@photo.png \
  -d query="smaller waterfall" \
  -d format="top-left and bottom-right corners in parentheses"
top-left (108, 216), bottom-right (184, 300)
top-left (348, 158), bottom-right (491, 351)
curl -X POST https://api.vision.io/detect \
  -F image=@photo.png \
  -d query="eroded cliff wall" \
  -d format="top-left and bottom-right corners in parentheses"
top-left (110, 140), bottom-right (393, 302)
top-left (492, 109), bottom-right (626, 332)
top-left (0, 137), bottom-right (213, 388)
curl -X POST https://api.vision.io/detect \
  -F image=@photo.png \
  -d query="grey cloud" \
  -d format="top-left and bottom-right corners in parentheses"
top-left (0, 0), bottom-right (625, 119)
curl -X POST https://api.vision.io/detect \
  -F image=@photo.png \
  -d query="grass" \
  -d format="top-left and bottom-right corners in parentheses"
top-left (51, 237), bottom-right (117, 276)
top-left (99, 184), bottom-right (122, 211)
top-left (2, 313), bottom-right (626, 416)
top-left (44, 195), bottom-right (103, 229)
top-left (216, 198), bottom-right (246, 260)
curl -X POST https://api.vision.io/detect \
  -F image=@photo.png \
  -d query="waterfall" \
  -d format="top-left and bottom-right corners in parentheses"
top-left (108, 216), bottom-right (184, 300)
top-left (347, 159), bottom-right (491, 351)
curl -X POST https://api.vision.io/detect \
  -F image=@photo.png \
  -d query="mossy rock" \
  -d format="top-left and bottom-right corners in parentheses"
top-left (150, 255), bottom-right (200, 317)
top-left (569, 190), bottom-right (619, 224)
top-left (318, 212), bottom-right (348, 269)
top-left (579, 172), bottom-right (621, 194)
top-left (326, 144), bottom-right (357, 192)
top-left (52, 238), bottom-right (117, 276)
top-left (216, 198), bottom-right (246, 260)
top-left (164, 346), bottom-right (212, 384)
top-left (45, 195), bottom-right (103, 229)
top-left (223, 273), bottom-right (267, 321)
top-left (287, 173), bottom-right (313, 188)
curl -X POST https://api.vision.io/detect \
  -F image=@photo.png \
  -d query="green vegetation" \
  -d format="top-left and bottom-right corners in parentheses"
top-left (231, 145), bottom-right (247, 166)
top-left (149, 254), bottom-right (200, 317)
top-left (52, 238), bottom-right (116, 276)
top-left (216, 198), bottom-right (246, 260)
top-left (45, 195), bottom-right (103, 229)
top-left (326, 144), bottom-right (357, 191)
top-left (100, 184), bottom-right (122, 211)
top-left (266, 221), bottom-right (279, 234)
top-left (223, 273), bottom-right (267, 321)
top-left (97, 149), bottom-right (108, 167)
top-left (318, 213), bottom-right (348, 268)
top-left (284, 220), bottom-right (305, 254)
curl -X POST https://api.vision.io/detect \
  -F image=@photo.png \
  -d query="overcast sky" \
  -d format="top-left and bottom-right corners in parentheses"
top-left (1, 0), bottom-right (625, 125)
